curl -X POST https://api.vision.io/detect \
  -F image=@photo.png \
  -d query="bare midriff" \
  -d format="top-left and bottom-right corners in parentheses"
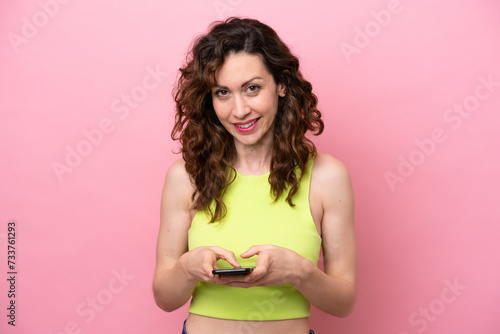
top-left (185, 314), bottom-right (310, 334)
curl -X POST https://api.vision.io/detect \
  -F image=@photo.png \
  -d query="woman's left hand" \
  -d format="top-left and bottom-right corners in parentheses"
top-left (218, 244), bottom-right (313, 288)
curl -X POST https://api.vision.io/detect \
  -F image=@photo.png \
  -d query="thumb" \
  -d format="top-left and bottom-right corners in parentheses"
top-left (241, 245), bottom-right (267, 258)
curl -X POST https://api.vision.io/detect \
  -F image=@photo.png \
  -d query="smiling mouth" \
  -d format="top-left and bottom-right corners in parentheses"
top-left (235, 118), bottom-right (259, 129)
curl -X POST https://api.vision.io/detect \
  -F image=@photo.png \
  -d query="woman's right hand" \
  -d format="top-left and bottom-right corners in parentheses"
top-left (178, 246), bottom-right (241, 283)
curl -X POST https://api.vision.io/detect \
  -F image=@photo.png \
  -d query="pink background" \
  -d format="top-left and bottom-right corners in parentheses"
top-left (1, 0), bottom-right (499, 333)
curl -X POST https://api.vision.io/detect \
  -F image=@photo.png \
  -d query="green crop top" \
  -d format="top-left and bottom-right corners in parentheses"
top-left (187, 158), bottom-right (322, 321)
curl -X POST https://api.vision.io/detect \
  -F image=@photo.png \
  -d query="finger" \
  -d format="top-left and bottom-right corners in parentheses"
top-left (209, 257), bottom-right (221, 278)
top-left (245, 255), bottom-right (270, 281)
top-left (199, 251), bottom-right (218, 279)
top-left (211, 247), bottom-right (241, 268)
top-left (221, 281), bottom-right (253, 288)
top-left (204, 262), bottom-right (216, 279)
top-left (240, 244), bottom-right (271, 258)
top-left (218, 274), bottom-right (248, 284)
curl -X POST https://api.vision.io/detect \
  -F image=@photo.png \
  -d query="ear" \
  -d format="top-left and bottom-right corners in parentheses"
top-left (278, 83), bottom-right (286, 97)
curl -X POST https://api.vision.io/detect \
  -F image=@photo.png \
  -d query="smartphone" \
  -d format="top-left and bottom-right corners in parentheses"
top-left (212, 267), bottom-right (254, 275)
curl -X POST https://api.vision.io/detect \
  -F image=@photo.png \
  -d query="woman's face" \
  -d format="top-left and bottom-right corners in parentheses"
top-left (211, 52), bottom-right (285, 151)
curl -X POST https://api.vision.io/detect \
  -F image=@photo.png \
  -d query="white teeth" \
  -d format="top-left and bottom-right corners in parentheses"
top-left (236, 119), bottom-right (257, 129)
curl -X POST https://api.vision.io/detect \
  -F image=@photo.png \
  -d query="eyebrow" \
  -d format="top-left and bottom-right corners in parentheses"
top-left (212, 76), bottom-right (263, 90)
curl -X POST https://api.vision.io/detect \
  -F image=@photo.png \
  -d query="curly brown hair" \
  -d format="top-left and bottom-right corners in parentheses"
top-left (172, 17), bottom-right (324, 223)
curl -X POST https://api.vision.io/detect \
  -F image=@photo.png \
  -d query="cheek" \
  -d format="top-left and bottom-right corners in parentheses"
top-left (212, 100), bottom-right (230, 120)
top-left (252, 93), bottom-right (279, 114)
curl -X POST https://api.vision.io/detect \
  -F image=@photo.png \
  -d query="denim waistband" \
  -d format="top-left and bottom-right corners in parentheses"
top-left (182, 320), bottom-right (317, 333)
top-left (182, 320), bottom-right (187, 334)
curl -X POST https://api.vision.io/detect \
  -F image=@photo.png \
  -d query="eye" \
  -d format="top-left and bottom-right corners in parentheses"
top-left (247, 85), bottom-right (260, 93)
top-left (214, 89), bottom-right (229, 97)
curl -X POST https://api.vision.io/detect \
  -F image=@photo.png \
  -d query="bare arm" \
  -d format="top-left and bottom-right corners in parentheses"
top-left (295, 153), bottom-right (357, 317)
top-left (153, 159), bottom-right (240, 312)
top-left (152, 159), bottom-right (197, 311)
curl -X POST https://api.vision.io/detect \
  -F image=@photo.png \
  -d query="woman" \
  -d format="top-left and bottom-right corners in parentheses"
top-left (153, 17), bottom-right (356, 334)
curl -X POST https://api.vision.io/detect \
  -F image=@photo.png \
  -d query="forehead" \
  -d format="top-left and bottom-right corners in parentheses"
top-left (214, 52), bottom-right (271, 85)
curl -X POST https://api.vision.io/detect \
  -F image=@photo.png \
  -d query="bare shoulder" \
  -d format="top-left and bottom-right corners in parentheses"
top-left (162, 158), bottom-right (195, 210)
top-left (311, 153), bottom-right (352, 188)
top-left (310, 152), bottom-right (354, 217)
top-left (164, 158), bottom-right (194, 190)
top-left (165, 158), bottom-right (191, 184)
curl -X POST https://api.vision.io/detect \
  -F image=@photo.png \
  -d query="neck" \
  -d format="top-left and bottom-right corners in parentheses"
top-left (233, 140), bottom-right (273, 176)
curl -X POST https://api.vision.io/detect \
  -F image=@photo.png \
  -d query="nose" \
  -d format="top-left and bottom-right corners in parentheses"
top-left (232, 95), bottom-right (251, 120)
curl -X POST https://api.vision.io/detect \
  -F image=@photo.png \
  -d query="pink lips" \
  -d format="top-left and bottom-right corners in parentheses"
top-left (233, 118), bottom-right (260, 133)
